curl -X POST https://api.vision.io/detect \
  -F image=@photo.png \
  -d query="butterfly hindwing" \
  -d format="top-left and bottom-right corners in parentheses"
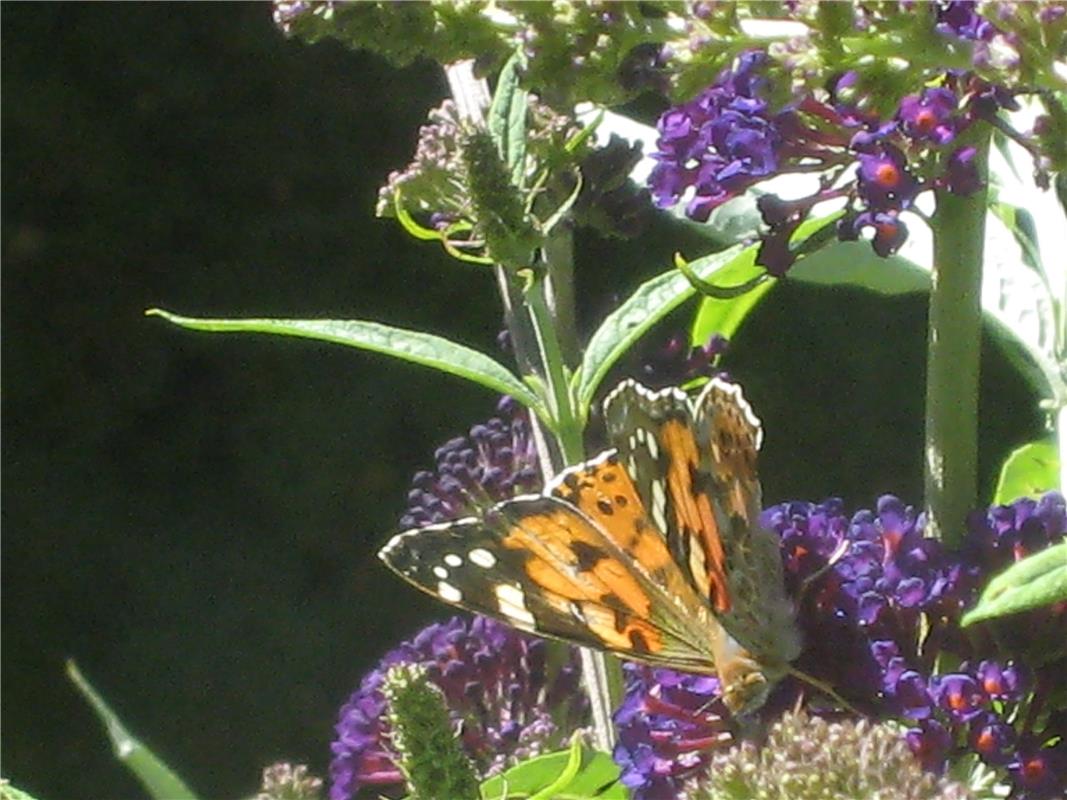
top-left (603, 379), bottom-right (733, 613)
top-left (379, 493), bottom-right (724, 673)
top-left (693, 379), bottom-right (802, 668)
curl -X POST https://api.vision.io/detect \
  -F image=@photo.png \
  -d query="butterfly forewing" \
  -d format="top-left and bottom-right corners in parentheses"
top-left (379, 492), bottom-right (725, 673)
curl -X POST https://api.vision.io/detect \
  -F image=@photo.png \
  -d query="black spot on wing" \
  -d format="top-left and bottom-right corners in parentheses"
top-left (570, 539), bottom-right (606, 571)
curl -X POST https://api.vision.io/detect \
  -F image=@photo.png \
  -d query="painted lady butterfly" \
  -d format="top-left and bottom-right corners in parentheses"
top-left (379, 378), bottom-right (802, 714)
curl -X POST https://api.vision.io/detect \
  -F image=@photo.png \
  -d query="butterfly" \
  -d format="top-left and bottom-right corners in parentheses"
top-left (378, 377), bottom-right (802, 715)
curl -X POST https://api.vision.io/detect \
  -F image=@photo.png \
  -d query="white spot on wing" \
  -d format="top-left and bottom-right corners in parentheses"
top-left (468, 548), bottom-right (497, 568)
top-left (650, 479), bottom-right (668, 532)
top-left (646, 434), bottom-right (659, 460)
top-left (495, 584), bottom-right (536, 626)
top-left (433, 566), bottom-right (449, 580)
top-left (438, 581), bottom-right (463, 603)
top-left (444, 553), bottom-right (463, 568)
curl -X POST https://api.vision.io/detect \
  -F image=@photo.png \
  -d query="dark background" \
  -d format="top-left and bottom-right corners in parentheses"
top-left (1, 4), bottom-right (1043, 799)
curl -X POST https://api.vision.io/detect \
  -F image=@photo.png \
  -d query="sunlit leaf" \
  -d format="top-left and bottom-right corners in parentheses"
top-left (479, 744), bottom-right (625, 800)
top-left (961, 541), bottom-right (1067, 626)
top-left (574, 243), bottom-right (751, 418)
top-left (993, 440), bottom-right (1060, 504)
top-left (0, 781), bottom-right (41, 800)
top-left (67, 661), bottom-right (200, 800)
top-left (147, 309), bottom-right (548, 424)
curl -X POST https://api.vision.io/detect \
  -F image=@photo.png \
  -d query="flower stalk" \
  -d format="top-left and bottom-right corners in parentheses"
top-left (382, 664), bottom-right (481, 800)
top-left (925, 131), bottom-right (991, 545)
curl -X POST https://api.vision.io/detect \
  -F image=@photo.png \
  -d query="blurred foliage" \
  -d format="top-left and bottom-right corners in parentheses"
top-left (0, 4), bottom-right (1045, 800)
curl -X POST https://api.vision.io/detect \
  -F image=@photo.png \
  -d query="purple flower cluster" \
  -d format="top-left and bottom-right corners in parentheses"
top-left (613, 665), bottom-right (732, 799)
top-left (936, 0), bottom-right (999, 42)
top-left (638, 332), bottom-right (729, 388)
top-left (329, 616), bottom-right (586, 800)
top-left (647, 48), bottom-right (1002, 274)
top-left (648, 52), bottom-right (785, 223)
top-left (399, 396), bottom-right (539, 530)
top-left (612, 492), bottom-right (1067, 800)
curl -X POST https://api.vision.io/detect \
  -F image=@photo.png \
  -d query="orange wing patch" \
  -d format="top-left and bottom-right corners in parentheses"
top-left (659, 418), bottom-right (732, 612)
top-left (551, 453), bottom-right (672, 571)
top-left (549, 452), bottom-right (713, 610)
top-left (498, 506), bottom-right (664, 655)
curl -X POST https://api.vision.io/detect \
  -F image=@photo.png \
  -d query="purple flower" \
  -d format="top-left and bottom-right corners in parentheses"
top-left (944, 145), bottom-right (982, 195)
top-left (971, 713), bottom-right (1017, 765)
top-left (648, 51), bottom-right (787, 222)
top-left (856, 145), bottom-right (920, 210)
top-left (612, 493), bottom-right (1065, 797)
top-left (975, 660), bottom-right (1023, 700)
top-left (898, 88), bottom-right (960, 145)
top-left (639, 332), bottom-right (729, 387)
top-left (936, 1), bottom-right (997, 42)
top-left (892, 670), bottom-right (936, 720)
top-left (906, 719), bottom-right (954, 772)
top-left (330, 617), bottom-right (586, 800)
top-left (1009, 738), bottom-right (1067, 799)
top-left (399, 397), bottom-right (540, 530)
top-left (932, 673), bottom-right (986, 722)
top-left (613, 664), bottom-right (732, 800)
top-left (838, 209), bottom-right (910, 257)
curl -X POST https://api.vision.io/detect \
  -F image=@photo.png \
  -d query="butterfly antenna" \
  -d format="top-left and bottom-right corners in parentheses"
top-left (797, 537), bottom-right (850, 603)
top-left (786, 665), bottom-right (861, 716)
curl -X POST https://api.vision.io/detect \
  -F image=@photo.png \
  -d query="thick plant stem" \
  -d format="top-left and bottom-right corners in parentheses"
top-left (1059, 403), bottom-right (1067, 494)
top-left (443, 60), bottom-right (621, 752)
top-left (925, 134), bottom-right (990, 545)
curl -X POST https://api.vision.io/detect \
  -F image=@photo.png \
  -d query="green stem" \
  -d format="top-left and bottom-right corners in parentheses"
top-left (525, 268), bottom-right (624, 752)
top-left (925, 132), bottom-right (991, 545)
top-left (525, 272), bottom-right (583, 462)
top-left (443, 61), bottom-right (621, 752)
top-left (542, 227), bottom-right (580, 366)
top-left (1059, 403), bottom-right (1067, 494)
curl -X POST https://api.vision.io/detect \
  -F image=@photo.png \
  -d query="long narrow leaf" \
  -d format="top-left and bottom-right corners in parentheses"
top-left (67, 661), bottom-right (200, 800)
top-left (574, 243), bottom-right (753, 415)
top-left (146, 309), bottom-right (546, 420)
top-left (961, 542), bottom-right (1067, 626)
top-left (0, 782), bottom-right (41, 800)
top-left (489, 51), bottom-right (527, 189)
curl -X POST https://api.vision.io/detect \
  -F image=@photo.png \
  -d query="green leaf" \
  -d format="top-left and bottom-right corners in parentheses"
top-left (990, 200), bottom-right (1043, 274)
top-left (66, 660), bottom-right (200, 800)
top-left (961, 541), bottom-right (1067, 626)
top-left (0, 781), bottom-right (42, 800)
top-left (993, 441), bottom-right (1060, 504)
top-left (489, 51), bottom-right (527, 189)
top-left (479, 745), bottom-right (625, 800)
top-left (528, 735), bottom-right (583, 800)
top-left (684, 208), bottom-right (849, 347)
top-left (146, 309), bottom-right (547, 423)
top-left (574, 243), bottom-right (753, 417)
top-left (690, 271), bottom-right (776, 345)
top-left (785, 241), bottom-right (931, 294)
